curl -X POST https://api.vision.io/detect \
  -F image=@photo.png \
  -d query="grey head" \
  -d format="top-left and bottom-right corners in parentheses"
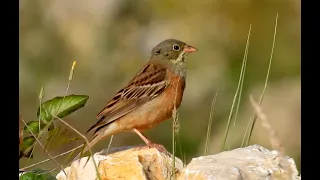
top-left (150, 39), bottom-right (197, 63)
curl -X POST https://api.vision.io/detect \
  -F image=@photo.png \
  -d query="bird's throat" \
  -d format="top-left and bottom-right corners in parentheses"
top-left (169, 51), bottom-right (187, 77)
top-left (169, 62), bottom-right (187, 78)
top-left (171, 51), bottom-right (187, 64)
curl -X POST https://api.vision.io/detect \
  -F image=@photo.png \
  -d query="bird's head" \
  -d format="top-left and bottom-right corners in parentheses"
top-left (151, 39), bottom-right (197, 64)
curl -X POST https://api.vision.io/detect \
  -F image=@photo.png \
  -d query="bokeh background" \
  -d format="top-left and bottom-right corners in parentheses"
top-left (19, 0), bottom-right (301, 174)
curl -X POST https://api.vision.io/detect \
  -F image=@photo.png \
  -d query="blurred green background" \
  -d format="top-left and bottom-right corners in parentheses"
top-left (19, 0), bottom-right (300, 174)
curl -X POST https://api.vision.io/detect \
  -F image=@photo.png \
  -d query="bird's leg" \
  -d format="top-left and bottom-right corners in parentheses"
top-left (133, 128), bottom-right (152, 144)
top-left (133, 128), bottom-right (167, 153)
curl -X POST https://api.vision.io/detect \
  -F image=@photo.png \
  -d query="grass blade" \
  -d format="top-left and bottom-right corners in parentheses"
top-left (241, 116), bottom-right (252, 147)
top-left (54, 61), bottom-right (77, 117)
top-left (177, 136), bottom-right (184, 164)
top-left (41, 61), bottom-right (77, 153)
top-left (204, 90), bottom-right (218, 155)
top-left (106, 135), bottom-right (114, 154)
top-left (220, 24), bottom-right (252, 151)
top-left (172, 77), bottom-right (182, 179)
top-left (21, 61), bottom-right (78, 173)
top-left (38, 87), bottom-right (44, 133)
top-left (27, 86), bottom-right (44, 163)
top-left (244, 13), bottom-right (278, 146)
top-left (227, 26), bottom-right (251, 150)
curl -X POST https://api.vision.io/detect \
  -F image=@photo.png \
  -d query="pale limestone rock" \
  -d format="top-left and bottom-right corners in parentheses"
top-left (56, 146), bottom-right (183, 180)
top-left (184, 144), bottom-right (300, 180)
top-left (56, 145), bottom-right (300, 180)
top-left (56, 153), bottom-right (108, 180)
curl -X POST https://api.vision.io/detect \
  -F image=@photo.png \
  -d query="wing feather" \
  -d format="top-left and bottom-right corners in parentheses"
top-left (86, 62), bottom-right (168, 134)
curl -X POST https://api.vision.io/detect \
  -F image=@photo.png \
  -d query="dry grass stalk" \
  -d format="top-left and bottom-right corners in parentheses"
top-left (249, 95), bottom-right (293, 179)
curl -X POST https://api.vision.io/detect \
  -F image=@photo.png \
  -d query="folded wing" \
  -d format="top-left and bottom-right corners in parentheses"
top-left (87, 62), bottom-right (168, 134)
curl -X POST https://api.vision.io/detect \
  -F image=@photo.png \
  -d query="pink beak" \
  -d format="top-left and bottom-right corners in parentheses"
top-left (183, 45), bottom-right (198, 53)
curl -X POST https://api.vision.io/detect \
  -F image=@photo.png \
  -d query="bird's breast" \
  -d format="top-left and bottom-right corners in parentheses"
top-left (123, 70), bottom-right (186, 131)
top-left (143, 70), bottom-right (186, 128)
top-left (164, 70), bottom-right (186, 109)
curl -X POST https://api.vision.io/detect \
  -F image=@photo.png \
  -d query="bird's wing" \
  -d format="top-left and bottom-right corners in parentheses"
top-left (86, 61), bottom-right (168, 134)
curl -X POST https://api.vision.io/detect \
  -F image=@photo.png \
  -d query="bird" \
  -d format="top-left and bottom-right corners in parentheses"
top-left (77, 39), bottom-right (197, 159)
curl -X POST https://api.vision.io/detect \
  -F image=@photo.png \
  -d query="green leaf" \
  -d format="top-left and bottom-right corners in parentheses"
top-left (24, 121), bottom-right (46, 135)
top-left (19, 136), bottom-right (36, 159)
top-left (20, 169), bottom-right (56, 180)
top-left (37, 94), bottom-right (89, 123)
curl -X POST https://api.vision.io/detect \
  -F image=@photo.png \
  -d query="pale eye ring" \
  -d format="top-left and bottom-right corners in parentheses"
top-left (173, 44), bottom-right (180, 51)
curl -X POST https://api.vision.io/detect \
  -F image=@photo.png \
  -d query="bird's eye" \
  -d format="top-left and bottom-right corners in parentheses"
top-left (173, 45), bottom-right (180, 51)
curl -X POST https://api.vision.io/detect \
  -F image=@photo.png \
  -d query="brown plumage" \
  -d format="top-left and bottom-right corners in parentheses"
top-left (76, 39), bottom-right (197, 159)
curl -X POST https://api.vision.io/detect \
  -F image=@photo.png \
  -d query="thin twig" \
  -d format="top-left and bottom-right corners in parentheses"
top-left (19, 144), bottom-right (84, 171)
top-left (37, 168), bottom-right (58, 175)
top-left (20, 116), bottom-right (66, 175)
top-left (55, 116), bottom-right (101, 180)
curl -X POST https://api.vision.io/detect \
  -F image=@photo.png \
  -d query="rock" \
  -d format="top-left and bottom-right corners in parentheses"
top-left (56, 146), bottom-right (184, 180)
top-left (56, 144), bottom-right (300, 180)
top-left (184, 144), bottom-right (300, 180)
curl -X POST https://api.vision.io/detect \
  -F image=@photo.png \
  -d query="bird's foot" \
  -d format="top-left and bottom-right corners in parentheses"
top-left (135, 142), bottom-right (168, 154)
top-left (146, 142), bottom-right (167, 152)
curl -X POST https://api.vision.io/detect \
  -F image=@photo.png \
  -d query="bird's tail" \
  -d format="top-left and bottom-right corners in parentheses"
top-left (72, 123), bottom-right (119, 163)
top-left (74, 135), bottom-right (101, 160)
